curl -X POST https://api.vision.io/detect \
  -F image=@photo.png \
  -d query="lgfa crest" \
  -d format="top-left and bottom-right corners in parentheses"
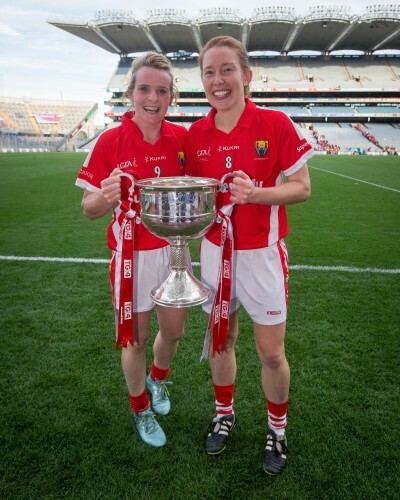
top-left (178, 151), bottom-right (185, 165)
top-left (255, 140), bottom-right (268, 157)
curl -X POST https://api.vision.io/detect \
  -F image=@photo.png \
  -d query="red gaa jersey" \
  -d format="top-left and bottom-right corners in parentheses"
top-left (185, 99), bottom-right (315, 249)
top-left (76, 112), bottom-right (187, 251)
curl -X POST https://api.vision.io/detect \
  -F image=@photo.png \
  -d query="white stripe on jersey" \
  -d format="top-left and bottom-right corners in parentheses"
top-left (261, 108), bottom-right (316, 177)
top-left (288, 114), bottom-right (306, 141)
top-left (75, 178), bottom-right (102, 194)
top-left (268, 172), bottom-right (284, 246)
top-left (285, 149), bottom-right (316, 177)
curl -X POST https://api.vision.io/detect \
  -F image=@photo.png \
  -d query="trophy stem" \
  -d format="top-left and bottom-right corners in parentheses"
top-left (150, 239), bottom-right (211, 308)
top-left (170, 240), bottom-right (189, 270)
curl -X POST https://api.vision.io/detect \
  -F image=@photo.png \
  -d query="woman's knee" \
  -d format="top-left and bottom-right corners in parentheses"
top-left (160, 328), bottom-right (185, 342)
top-left (123, 339), bottom-right (147, 355)
top-left (156, 307), bottom-right (187, 341)
top-left (254, 322), bottom-right (286, 369)
top-left (258, 348), bottom-right (286, 370)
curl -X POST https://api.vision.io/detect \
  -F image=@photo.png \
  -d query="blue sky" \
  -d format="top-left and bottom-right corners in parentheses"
top-left (0, 1), bottom-right (385, 103)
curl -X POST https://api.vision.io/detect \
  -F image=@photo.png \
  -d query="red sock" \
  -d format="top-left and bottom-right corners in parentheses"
top-left (267, 399), bottom-right (289, 432)
top-left (213, 383), bottom-right (234, 417)
top-left (129, 389), bottom-right (150, 415)
top-left (151, 361), bottom-right (170, 381)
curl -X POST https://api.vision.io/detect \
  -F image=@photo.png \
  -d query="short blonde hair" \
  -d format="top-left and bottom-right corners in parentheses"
top-left (124, 52), bottom-right (177, 103)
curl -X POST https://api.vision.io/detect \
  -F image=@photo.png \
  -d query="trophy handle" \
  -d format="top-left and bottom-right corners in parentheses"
top-left (220, 172), bottom-right (240, 193)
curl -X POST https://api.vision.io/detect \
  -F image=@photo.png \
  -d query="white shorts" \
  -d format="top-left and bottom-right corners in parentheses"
top-left (110, 246), bottom-right (171, 313)
top-left (200, 238), bottom-right (289, 325)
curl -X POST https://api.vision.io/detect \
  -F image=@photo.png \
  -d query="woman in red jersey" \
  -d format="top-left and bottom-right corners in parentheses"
top-left (185, 36), bottom-right (314, 474)
top-left (76, 52), bottom-right (187, 448)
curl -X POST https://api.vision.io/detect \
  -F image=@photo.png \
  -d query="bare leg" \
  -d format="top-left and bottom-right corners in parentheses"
top-left (254, 321), bottom-right (290, 404)
top-left (209, 310), bottom-right (239, 386)
top-left (153, 305), bottom-right (187, 369)
top-left (121, 311), bottom-right (151, 397)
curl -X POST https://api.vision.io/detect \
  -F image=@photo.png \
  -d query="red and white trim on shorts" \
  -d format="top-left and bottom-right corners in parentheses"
top-left (277, 239), bottom-right (289, 310)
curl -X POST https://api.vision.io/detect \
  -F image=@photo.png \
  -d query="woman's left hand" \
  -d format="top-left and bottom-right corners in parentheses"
top-left (229, 170), bottom-right (255, 205)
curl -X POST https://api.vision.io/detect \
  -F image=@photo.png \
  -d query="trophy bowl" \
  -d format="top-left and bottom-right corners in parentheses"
top-left (135, 176), bottom-right (221, 307)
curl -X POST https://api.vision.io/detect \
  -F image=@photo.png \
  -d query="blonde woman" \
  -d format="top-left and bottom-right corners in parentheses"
top-left (76, 52), bottom-right (187, 447)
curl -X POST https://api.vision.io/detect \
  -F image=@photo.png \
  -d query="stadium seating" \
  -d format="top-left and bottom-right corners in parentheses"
top-left (2, 55), bottom-right (399, 154)
top-left (360, 123), bottom-right (400, 152)
top-left (166, 56), bottom-right (400, 92)
top-left (0, 97), bottom-right (97, 152)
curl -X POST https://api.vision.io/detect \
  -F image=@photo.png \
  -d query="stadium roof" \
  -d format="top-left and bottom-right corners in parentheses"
top-left (48, 5), bottom-right (400, 56)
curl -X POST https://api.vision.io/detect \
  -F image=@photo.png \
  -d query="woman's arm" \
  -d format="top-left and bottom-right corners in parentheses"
top-left (81, 168), bottom-right (122, 220)
top-left (229, 164), bottom-right (311, 206)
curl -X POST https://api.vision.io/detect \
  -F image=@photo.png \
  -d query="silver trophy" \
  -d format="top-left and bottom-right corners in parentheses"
top-left (134, 176), bottom-right (226, 307)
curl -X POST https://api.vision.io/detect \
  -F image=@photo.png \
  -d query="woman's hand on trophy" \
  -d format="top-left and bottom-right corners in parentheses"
top-left (229, 170), bottom-right (255, 205)
top-left (101, 168), bottom-right (123, 205)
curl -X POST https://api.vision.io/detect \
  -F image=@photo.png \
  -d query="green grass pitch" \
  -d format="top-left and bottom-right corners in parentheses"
top-left (0, 153), bottom-right (399, 499)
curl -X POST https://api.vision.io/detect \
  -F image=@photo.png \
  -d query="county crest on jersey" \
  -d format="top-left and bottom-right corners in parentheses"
top-left (177, 151), bottom-right (185, 165)
top-left (255, 140), bottom-right (268, 157)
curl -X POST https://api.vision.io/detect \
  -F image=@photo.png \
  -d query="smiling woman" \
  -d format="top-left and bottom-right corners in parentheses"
top-left (74, 51), bottom-right (188, 449)
top-left (123, 53), bottom-right (175, 143)
top-left (185, 35), bottom-right (315, 475)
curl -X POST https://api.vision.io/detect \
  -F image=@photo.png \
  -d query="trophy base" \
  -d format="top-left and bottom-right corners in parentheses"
top-left (151, 269), bottom-right (211, 308)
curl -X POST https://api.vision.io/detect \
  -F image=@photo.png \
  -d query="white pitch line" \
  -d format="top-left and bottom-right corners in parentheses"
top-left (0, 255), bottom-right (399, 274)
top-left (310, 166), bottom-right (400, 193)
top-left (0, 255), bottom-right (109, 264)
top-left (290, 264), bottom-right (399, 274)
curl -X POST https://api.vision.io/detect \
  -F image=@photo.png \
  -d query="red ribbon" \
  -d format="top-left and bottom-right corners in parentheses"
top-left (115, 185), bottom-right (138, 348)
top-left (201, 204), bottom-right (234, 360)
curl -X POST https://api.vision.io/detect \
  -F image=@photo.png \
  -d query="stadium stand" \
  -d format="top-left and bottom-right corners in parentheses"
top-left (3, 5), bottom-right (400, 154)
top-left (0, 97), bottom-right (98, 152)
top-left (310, 123), bottom-right (375, 153)
top-left (366, 122), bottom-right (400, 148)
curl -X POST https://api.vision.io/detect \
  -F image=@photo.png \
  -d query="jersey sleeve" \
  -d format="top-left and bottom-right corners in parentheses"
top-left (75, 131), bottom-right (114, 192)
top-left (275, 112), bottom-right (316, 176)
